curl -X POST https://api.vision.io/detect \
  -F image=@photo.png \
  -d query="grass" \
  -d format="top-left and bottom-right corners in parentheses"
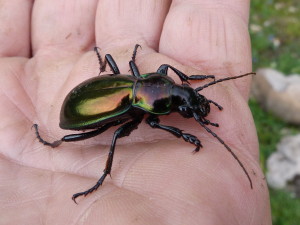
top-left (250, 0), bottom-right (300, 74)
top-left (249, 1), bottom-right (300, 224)
top-left (249, 100), bottom-right (300, 225)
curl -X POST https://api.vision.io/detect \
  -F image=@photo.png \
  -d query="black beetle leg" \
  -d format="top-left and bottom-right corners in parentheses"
top-left (105, 54), bottom-right (120, 75)
top-left (208, 100), bottom-right (223, 110)
top-left (33, 120), bottom-right (126, 148)
top-left (94, 47), bottom-right (121, 75)
top-left (202, 118), bottom-right (219, 127)
top-left (131, 44), bottom-right (141, 63)
top-left (129, 44), bottom-right (142, 78)
top-left (157, 64), bottom-right (215, 84)
top-left (33, 124), bottom-right (62, 148)
top-left (129, 61), bottom-right (141, 78)
top-left (146, 115), bottom-right (202, 152)
top-left (94, 47), bottom-right (107, 74)
top-left (72, 117), bottom-right (143, 203)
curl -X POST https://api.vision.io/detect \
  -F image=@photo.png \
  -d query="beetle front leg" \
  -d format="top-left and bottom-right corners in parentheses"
top-left (157, 64), bottom-right (215, 84)
top-left (146, 116), bottom-right (202, 152)
top-left (72, 117), bottom-right (143, 203)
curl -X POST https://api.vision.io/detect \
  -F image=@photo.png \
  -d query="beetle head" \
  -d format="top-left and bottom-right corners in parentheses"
top-left (192, 93), bottom-right (210, 117)
top-left (173, 85), bottom-right (210, 118)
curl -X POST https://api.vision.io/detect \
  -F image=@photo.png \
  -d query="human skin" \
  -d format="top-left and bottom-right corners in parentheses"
top-left (0, 0), bottom-right (271, 224)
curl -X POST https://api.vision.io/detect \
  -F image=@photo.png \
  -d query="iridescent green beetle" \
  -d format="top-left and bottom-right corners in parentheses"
top-left (34, 45), bottom-right (254, 203)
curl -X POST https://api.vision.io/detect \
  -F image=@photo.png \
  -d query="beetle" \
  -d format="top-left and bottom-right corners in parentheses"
top-left (34, 44), bottom-right (254, 203)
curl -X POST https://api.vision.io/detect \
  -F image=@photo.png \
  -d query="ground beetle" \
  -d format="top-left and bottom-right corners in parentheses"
top-left (34, 44), bottom-right (254, 203)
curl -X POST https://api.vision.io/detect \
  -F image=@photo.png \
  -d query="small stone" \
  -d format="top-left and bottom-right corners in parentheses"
top-left (266, 134), bottom-right (300, 189)
top-left (251, 68), bottom-right (300, 125)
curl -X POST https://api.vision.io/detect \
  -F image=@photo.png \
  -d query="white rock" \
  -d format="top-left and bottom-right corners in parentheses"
top-left (251, 68), bottom-right (300, 124)
top-left (267, 134), bottom-right (300, 189)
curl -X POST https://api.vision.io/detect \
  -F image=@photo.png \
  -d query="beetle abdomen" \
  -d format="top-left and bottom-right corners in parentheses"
top-left (60, 75), bottom-right (136, 130)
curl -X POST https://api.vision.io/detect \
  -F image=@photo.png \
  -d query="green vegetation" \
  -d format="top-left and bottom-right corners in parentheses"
top-left (249, 100), bottom-right (300, 225)
top-left (249, 1), bottom-right (300, 224)
top-left (250, 0), bottom-right (300, 74)
top-left (270, 189), bottom-right (300, 225)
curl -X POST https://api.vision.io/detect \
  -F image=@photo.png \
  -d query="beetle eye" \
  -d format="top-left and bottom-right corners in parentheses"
top-left (179, 105), bottom-right (187, 111)
top-left (178, 105), bottom-right (193, 118)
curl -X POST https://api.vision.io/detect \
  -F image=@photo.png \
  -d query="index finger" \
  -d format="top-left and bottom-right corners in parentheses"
top-left (160, 0), bottom-right (252, 98)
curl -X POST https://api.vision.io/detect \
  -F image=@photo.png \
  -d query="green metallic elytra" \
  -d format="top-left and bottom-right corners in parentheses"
top-left (60, 75), bottom-right (136, 129)
top-left (60, 73), bottom-right (175, 130)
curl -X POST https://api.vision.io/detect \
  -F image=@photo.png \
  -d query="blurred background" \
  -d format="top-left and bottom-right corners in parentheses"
top-left (249, 0), bottom-right (300, 224)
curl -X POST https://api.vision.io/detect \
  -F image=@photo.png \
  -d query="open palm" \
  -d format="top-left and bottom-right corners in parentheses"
top-left (0, 1), bottom-right (271, 224)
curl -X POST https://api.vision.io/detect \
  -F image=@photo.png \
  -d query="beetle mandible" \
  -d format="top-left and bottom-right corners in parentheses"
top-left (34, 44), bottom-right (254, 203)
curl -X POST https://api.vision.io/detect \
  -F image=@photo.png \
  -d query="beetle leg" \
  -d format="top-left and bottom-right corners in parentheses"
top-left (146, 116), bottom-right (202, 152)
top-left (104, 54), bottom-right (120, 75)
top-left (208, 100), bottom-right (223, 110)
top-left (129, 44), bottom-right (142, 78)
top-left (94, 47), bottom-right (107, 74)
top-left (131, 44), bottom-right (141, 63)
top-left (129, 60), bottom-right (141, 78)
top-left (202, 118), bottom-right (219, 127)
top-left (33, 120), bottom-right (126, 148)
top-left (157, 64), bottom-right (215, 84)
top-left (94, 47), bottom-right (121, 75)
top-left (72, 117), bottom-right (143, 203)
top-left (33, 124), bottom-right (62, 148)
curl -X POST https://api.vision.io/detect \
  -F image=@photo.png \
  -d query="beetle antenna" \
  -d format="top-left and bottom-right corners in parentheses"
top-left (193, 113), bottom-right (253, 189)
top-left (195, 72), bottom-right (255, 92)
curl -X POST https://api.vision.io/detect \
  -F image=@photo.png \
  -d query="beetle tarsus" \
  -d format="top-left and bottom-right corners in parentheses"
top-left (189, 74), bottom-right (215, 81)
top-left (94, 47), bottom-right (107, 74)
top-left (132, 44), bottom-right (142, 63)
top-left (33, 124), bottom-right (62, 148)
top-left (72, 172), bottom-right (107, 203)
top-left (182, 133), bottom-right (203, 152)
top-left (146, 116), bottom-right (202, 152)
top-left (72, 118), bottom-right (143, 203)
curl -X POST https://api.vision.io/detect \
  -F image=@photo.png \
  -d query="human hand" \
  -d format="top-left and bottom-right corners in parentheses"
top-left (0, 0), bottom-right (271, 224)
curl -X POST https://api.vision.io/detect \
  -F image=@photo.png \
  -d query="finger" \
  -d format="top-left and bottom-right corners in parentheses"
top-left (31, 0), bottom-right (98, 55)
top-left (96, 0), bottom-right (171, 50)
top-left (160, 0), bottom-right (252, 98)
top-left (0, 0), bottom-right (32, 57)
